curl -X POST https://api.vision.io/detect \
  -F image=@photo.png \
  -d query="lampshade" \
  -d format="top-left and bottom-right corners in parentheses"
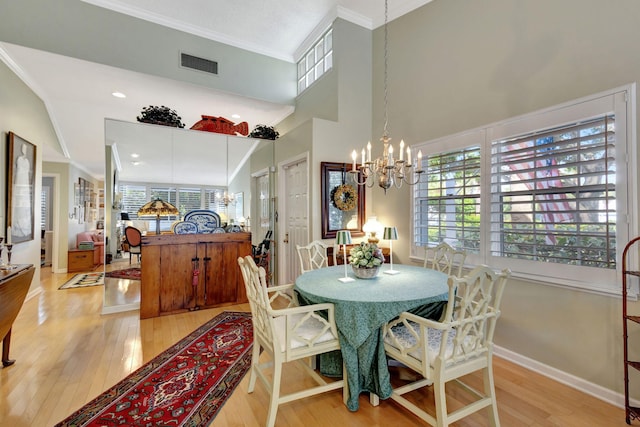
top-left (336, 230), bottom-right (352, 245)
top-left (137, 199), bottom-right (179, 217)
top-left (137, 198), bottom-right (179, 234)
top-left (383, 226), bottom-right (398, 240)
top-left (363, 216), bottom-right (383, 243)
top-left (120, 212), bottom-right (130, 221)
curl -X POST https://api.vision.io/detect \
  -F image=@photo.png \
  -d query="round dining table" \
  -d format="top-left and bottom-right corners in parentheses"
top-left (294, 264), bottom-right (449, 411)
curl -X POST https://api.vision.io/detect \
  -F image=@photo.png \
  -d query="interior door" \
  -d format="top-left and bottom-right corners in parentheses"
top-left (280, 157), bottom-right (308, 284)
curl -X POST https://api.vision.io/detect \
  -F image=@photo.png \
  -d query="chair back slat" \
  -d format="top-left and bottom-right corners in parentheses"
top-left (443, 265), bottom-right (510, 364)
top-left (424, 242), bottom-right (467, 277)
top-left (296, 241), bottom-right (329, 274)
top-left (238, 256), bottom-right (276, 351)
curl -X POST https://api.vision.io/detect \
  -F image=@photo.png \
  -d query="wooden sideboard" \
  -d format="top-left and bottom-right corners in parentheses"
top-left (0, 264), bottom-right (34, 367)
top-left (140, 233), bottom-right (251, 319)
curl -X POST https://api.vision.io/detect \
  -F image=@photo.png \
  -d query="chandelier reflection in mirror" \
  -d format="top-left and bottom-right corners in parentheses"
top-left (215, 190), bottom-right (235, 206)
top-left (349, 0), bottom-right (425, 193)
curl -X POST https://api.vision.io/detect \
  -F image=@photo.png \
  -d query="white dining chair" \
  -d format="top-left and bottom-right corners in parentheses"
top-left (296, 240), bottom-right (330, 274)
top-left (237, 256), bottom-right (346, 427)
top-left (382, 265), bottom-right (510, 427)
top-left (424, 242), bottom-right (467, 277)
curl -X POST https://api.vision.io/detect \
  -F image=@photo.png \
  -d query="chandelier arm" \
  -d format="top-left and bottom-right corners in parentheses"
top-left (349, 169), bottom-right (371, 186)
top-left (402, 170), bottom-right (426, 186)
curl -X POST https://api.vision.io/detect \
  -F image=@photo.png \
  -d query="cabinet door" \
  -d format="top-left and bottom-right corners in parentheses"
top-left (202, 242), bottom-right (239, 305)
top-left (159, 243), bottom-right (199, 313)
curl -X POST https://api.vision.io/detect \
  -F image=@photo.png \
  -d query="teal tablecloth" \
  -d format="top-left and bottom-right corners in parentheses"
top-left (294, 264), bottom-right (448, 411)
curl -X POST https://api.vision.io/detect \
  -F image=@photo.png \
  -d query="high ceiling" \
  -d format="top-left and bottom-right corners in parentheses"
top-left (0, 0), bottom-right (432, 181)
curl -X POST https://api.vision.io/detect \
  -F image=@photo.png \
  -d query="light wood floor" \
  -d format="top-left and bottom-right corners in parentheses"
top-left (0, 265), bottom-right (628, 426)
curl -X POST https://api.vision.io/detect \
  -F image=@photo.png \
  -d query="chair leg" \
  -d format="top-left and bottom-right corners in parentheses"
top-left (484, 361), bottom-right (500, 427)
top-left (266, 360), bottom-right (283, 427)
top-left (248, 342), bottom-right (261, 393)
top-left (434, 377), bottom-right (448, 427)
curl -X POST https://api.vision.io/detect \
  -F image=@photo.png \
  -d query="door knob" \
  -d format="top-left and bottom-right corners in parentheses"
top-left (283, 233), bottom-right (289, 244)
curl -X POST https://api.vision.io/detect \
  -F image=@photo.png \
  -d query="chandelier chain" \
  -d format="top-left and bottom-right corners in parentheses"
top-left (348, 0), bottom-right (425, 192)
top-left (383, 0), bottom-right (389, 138)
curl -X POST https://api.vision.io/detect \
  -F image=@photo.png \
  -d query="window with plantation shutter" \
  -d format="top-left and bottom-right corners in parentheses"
top-left (491, 116), bottom-right (616, 268)
top-left (177, 188), bottom-right (201, 217)
top-left (413, 146), bottom-right (481, 254)
top-left (119, 184), bottom-right (147, 219)
top-left (411, 87), bottom-right (634, 296)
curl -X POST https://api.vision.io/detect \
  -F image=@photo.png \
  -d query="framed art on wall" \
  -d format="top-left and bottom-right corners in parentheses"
top-left (7, 132), bottom-right (36, 244)
top-left (321, 162), bottom-right (365, 239)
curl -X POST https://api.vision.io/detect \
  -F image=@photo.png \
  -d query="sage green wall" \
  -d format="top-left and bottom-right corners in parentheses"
top-left (0, 0), bottom-right (295, 105)
top-left (371, 0), bottom-right (640, 398)
top-left (0, 60), bottom-right (59, 292)
top-left (276, 19), bottom-right (372, 244)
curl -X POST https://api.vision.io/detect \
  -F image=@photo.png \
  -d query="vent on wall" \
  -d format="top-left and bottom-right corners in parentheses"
top-left (180, 53), bottom-right (218, 75)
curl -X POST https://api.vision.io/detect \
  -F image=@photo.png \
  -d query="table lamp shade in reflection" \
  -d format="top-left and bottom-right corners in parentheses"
top-left (336, 230), bottom-right (354, 282)
top-left (383, 226), bottom-right (399, 275)
top-left (137, 198), bottom-right (179, 235)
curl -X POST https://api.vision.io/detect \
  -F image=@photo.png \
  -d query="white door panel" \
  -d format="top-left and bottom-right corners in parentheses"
top-left (280, 157), bottom-right (308, 284)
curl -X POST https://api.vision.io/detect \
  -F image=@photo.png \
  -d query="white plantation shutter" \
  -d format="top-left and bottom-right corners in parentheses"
top-left (411, 88), bottom-right (632, 295)
top-left (490, 116), bottom-right (616, 268)
top-left (413, 146), bottom-right (481, 254)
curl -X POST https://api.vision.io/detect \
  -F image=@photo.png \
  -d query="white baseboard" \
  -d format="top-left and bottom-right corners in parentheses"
top-left (494, 345), bottom-right (629, 409)
top-left (101, 302), bottom-right (140, 315)
top-left (25, 286), bottom-right (43, 302)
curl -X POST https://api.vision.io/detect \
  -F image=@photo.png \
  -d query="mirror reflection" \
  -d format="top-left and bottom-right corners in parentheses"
top-left (103, 118), bottom-right (275, 313)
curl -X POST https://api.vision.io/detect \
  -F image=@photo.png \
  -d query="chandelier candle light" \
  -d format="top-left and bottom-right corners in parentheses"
top-left (336, 230), bottom-right (355, 283)
top-left (383, 226), bottom-right (399, 275)
top-left (349, 0), bottom-right (425, 193)
top-left (137, 198), bottom-right (180, 235)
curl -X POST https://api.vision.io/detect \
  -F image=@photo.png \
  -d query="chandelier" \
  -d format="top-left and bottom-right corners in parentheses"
top-left (349, 0), bottom-right (425, 193)
top-left (216, 190), bottom-right (235, 206)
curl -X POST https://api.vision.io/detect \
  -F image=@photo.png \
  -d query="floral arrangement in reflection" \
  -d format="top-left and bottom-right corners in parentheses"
top-left (349, 242), bottom-right (384, 269)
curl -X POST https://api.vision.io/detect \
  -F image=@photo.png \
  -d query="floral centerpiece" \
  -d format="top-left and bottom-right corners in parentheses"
top-left (349, 242), bottom-right (385, 279)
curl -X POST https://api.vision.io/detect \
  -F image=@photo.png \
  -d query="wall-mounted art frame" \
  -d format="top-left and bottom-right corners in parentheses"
top-left (234, 192), bottom-right (244, 220)
top-left (7, 132), bottom-right (36, 244)
top-left (321, 161), bottom-right (365, 239)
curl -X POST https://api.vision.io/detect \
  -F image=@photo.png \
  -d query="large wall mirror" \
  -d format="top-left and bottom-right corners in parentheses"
top-left (103, 119), bottom-right (275, 308)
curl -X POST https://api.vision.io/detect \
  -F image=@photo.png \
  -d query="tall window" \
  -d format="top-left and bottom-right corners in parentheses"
top-left (412, 88), bottom-right (633, 295)
top-left (491, 117), bottom-right (616, 268)
top-left (120, 184), bottom-right (147, 219)
top-left (415, 146), bottom-right (481, 253)
top-left (297, 28), bottom-right (333, 94)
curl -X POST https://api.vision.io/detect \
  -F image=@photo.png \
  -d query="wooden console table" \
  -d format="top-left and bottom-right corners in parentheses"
top-left (0, 264), bottom-right (34, 367)
top-left (140, 232), bottom-right (251, 319)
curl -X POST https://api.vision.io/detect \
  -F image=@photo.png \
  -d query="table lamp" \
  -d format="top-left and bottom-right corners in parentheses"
top-left (336, 230), bottom-right (354, 283)
top-left (137, 198), bottom-right (179, 235)
top-left (363, 216), bottom-right (383, 244)
top-left (383, 226), bottom-right (399, 275)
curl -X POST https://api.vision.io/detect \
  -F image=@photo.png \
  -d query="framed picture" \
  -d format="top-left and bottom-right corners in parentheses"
top-left (7, 132), bottom-right (36, 244)
top-left (321, 162), bottom-right (365, 239)
top-left (234, 192), bottom-right (244, 220)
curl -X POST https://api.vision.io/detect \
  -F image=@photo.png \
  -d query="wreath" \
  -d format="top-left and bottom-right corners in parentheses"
top-left (331, 184), bottom-right (358, 211)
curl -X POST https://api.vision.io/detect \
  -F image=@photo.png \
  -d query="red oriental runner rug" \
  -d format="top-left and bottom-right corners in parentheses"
top-left (55, 311), bottom-right (253, 427)
top-left (105, 267), bottom-right (141, 280)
